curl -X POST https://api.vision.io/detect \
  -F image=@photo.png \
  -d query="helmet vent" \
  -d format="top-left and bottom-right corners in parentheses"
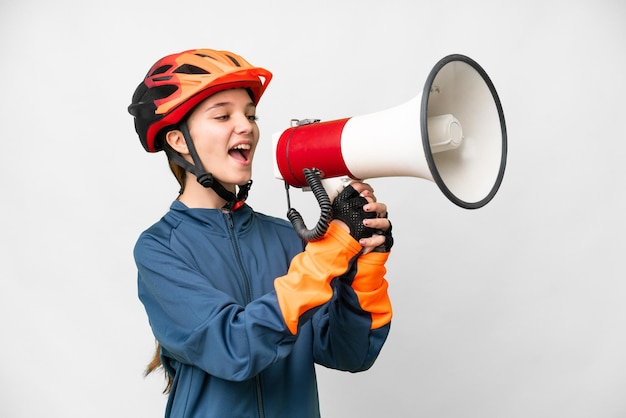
top-left (225, 54), bottom-right (241, 67)
top-left (150, 65), bottom-right (172, 76)
top-left (174, 64), bottom-right (210, 75)
top-left (145, 85), bottom-right (178, 102)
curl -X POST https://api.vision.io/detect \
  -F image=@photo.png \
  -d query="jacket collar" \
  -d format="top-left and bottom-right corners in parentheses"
top-left (169, 200), bottom-right (254, 232)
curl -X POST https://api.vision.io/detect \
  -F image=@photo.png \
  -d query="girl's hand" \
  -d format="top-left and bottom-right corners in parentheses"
top-left (332, 182), bottom-right (392, 254)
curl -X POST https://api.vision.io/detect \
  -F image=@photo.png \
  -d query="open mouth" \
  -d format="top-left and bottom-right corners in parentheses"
top-left (229, 143), bottom-right (252, 163)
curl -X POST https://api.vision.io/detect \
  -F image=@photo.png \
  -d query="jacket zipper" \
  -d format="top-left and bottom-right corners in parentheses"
top-left (224, 211), bottom-right (265, 418)
top-left (224, 212), bottom-right (253, 303)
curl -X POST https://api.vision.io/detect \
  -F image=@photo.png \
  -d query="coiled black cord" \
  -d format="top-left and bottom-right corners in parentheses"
top-left (286, 168), bottom-right (333, 242)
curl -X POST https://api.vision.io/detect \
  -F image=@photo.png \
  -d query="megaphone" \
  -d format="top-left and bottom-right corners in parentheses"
top-left (273, 54), bottom-right (507, 240)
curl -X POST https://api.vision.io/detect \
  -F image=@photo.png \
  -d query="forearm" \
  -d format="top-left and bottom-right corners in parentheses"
top-left (350, 251), bottom-right (393, 329)
top-left (274, 222), bottom-right (362, 334)
top-left (312, 250), bottom-right (392, 371)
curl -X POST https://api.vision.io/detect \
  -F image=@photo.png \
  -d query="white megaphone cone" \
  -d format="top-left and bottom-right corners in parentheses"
top-left (273, 54), bottom-right (507, 239)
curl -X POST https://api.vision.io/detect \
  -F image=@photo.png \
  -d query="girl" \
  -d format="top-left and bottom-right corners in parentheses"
top-left (128, 48), bottom-right (393, 418)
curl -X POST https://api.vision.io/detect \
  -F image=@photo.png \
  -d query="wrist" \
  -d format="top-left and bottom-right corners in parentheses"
top-left (324, 221), bottom-right (363, 253)
top-left (351, 251), bottom-right (389, 292)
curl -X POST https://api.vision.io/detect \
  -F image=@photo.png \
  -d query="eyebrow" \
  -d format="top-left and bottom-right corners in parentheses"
top-left (204, 101), bottom-right (256, 112)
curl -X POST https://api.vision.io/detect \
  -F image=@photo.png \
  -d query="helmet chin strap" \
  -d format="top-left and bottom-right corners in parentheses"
top-left (164, 121), bottom-right (252, 211)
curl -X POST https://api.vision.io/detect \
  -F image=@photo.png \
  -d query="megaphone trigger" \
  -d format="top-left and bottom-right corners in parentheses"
top-left (320, 176), bottom-right (353, 202)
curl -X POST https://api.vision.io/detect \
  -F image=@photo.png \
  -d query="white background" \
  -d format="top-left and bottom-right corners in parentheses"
top-left (1, 0), bottom-right (625, 417)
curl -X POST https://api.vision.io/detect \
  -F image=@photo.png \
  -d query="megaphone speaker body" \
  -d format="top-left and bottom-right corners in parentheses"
top-left (273, 54), bottom-right (507, 209)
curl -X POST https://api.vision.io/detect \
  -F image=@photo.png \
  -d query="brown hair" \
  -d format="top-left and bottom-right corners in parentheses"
top-left (145, 341), bottom-right (173, 394)
top-left (169, 159), bottom-right (187, 193)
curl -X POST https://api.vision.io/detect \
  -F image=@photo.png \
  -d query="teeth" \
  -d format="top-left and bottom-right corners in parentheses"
top-left (232, 144), bottom-right (251, 150)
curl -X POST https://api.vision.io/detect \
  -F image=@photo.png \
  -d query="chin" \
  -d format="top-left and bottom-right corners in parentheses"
top-left (225, 174), bottom-right (253, 187)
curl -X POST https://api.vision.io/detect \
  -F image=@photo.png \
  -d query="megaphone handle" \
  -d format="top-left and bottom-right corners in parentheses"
top-left (286, 168), bottom-right (333, 242)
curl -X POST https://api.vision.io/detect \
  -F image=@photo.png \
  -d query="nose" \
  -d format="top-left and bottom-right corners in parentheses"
top-left (234, 113), bottom-right (254, 135)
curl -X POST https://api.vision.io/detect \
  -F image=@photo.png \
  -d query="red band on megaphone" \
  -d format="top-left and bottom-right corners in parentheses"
top-left (275, 118), bottom-right (354, 187)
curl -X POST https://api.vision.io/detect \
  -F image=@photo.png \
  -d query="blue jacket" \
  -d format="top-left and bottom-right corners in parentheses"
top-left (135, 200), bottom-right (392, 417)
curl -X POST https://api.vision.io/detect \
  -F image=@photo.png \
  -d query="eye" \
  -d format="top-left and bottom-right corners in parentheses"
top-left (247, 115), bottom-right (259, 122)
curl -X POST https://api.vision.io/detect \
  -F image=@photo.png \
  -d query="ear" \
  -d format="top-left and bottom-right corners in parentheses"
top-left (165, 129), bottom-right (189, 155)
